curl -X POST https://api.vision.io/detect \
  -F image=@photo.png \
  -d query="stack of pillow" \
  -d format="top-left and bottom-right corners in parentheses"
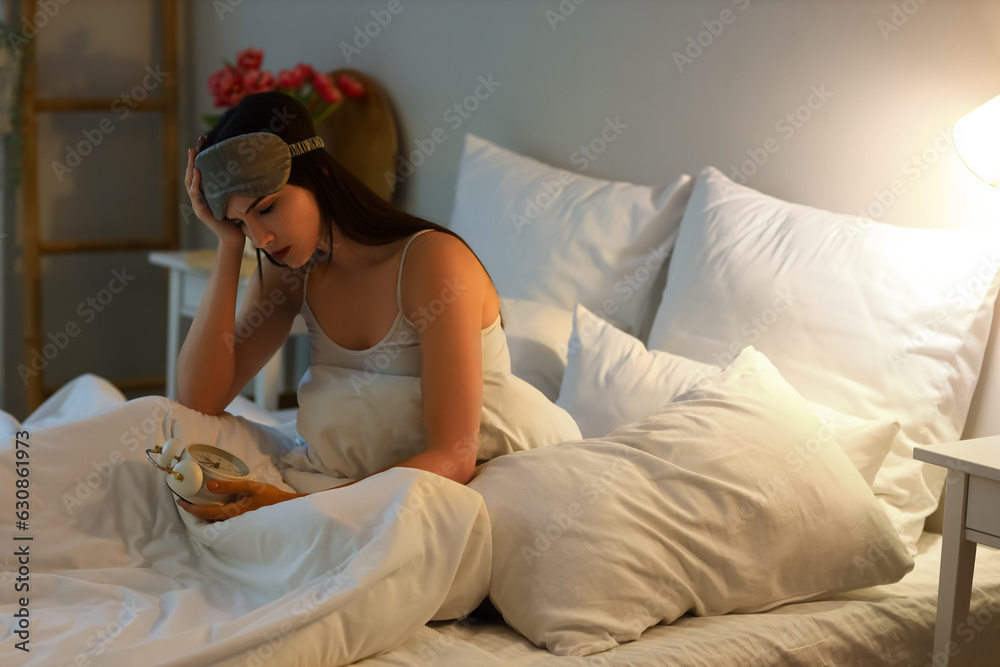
top-left (448, 133), bottom-right (1000, 655)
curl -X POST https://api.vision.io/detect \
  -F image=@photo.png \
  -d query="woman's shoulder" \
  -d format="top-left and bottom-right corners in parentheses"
top-left (404, 228), bottom-right (478, 268)
top-left (400, 229), bottom-right (493, 310)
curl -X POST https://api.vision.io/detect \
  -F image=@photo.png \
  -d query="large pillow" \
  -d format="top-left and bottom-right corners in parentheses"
top-left (448, 132), bottom-right (694, 341)
top-left (558, 303), bottom-right (899, 488)
top-left (500, 297), bottom-right (575, 401)
top-left (646, 166), bottom-right (1000, 550)
top-left (471, 346), bottom-right (913, 657)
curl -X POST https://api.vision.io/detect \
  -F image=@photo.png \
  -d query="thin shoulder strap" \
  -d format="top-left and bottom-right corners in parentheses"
top-left (396, 229), bottom-right (435, 311)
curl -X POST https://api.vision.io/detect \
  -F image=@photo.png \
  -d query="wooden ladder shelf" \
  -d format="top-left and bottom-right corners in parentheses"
top-left (19, 0), bottom-right (181, 412)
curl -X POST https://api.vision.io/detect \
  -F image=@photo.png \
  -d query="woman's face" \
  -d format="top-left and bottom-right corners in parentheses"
top-left (223, 184), bottom-right (325, 268)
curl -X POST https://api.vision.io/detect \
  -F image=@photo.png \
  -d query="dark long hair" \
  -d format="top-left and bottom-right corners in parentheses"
top-left (200, 91), bottom-right (504, 329)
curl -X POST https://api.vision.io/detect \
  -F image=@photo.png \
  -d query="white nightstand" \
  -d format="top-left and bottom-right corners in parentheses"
top-left (914, 439), bottom-right (1000, 666)
top-left (148, 250), bottom-right (308, 411)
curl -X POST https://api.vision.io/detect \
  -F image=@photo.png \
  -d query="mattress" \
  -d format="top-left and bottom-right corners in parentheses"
top-left (359, 532), bottom-right (1000, 667)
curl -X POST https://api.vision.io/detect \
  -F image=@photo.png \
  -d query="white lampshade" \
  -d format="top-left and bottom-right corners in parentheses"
top-left (954, 94), bottom-right (1000, 188)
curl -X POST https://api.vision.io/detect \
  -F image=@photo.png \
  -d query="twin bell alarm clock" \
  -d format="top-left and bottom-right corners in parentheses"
top-left (145, 408), bottom-right (251, 506)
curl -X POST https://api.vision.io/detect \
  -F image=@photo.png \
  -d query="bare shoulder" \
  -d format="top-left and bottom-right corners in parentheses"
top-left (406, 229), bottom-right (483, 275)
top-left (401, 230), bottom-right (493, 318)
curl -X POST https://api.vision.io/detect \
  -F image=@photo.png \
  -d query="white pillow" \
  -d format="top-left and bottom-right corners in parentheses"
top-left (448, 132), bottom-right (694, 341)
top-left (499, 297), bottom-right (575, 402)
top-left (558, 303), bottom-right (899, 487)
top-left (645, 166), bottom-right (1000, 550)
top-left (471, 346), bottom-right (913, 657)
top-left (292, 367), bottom-right (581, 480)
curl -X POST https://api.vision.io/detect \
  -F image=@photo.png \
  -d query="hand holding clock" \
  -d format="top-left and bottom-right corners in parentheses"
top-left (176, 479), bottom-right (307, 522)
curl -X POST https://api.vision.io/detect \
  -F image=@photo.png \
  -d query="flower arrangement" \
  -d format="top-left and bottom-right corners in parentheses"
top-left (204, 47), bottom-right (366, 128)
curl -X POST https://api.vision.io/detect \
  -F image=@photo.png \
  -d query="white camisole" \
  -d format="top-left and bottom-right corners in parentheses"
top-left (299, 229), bottom-right (511, 376)
top-left (286, 229), bottom-right (582, 481)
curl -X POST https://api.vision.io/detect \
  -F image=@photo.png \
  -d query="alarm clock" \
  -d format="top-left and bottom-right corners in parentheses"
top-left (146, 438), bottom-right (251, 506)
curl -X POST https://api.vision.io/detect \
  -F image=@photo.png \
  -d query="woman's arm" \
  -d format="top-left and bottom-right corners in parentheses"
top-left (177, 144), bottom-right (301, 415)
top-left (178, 233), bottom-right (489, 521)
top-left (176, 245), bottom-right (301, 416)
top-left (390, 232), bottom-right (486, 484)
top-left (175, 240), bottom-right (244, 413)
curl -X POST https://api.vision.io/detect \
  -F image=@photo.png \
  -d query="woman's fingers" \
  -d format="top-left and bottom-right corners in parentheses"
top-left (184, 148), bottom-right (195, 190)
top-left (191, 167), bottom-right (204, 206)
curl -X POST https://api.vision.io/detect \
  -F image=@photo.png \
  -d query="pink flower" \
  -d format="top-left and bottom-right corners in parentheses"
top-left (236, 47), bottom-right (264, 72)
top-left (294, 63), bottom-right (315, 81)
top-left (313, 71), bottom-right (342, 104)
top-left (337, 73), bottom-right (366, 98)
top-left (207, 65), bottom-right (244, 107)
top-left (252, 69), bottom-right (276, 93)
top-left (205, 49), bottom-right (357, 128)
top-left (277, 67), bottom-right (303, 89)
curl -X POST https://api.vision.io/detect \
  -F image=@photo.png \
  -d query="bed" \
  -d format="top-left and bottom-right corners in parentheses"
top-left (4, 132), bottom-right (1000, 666)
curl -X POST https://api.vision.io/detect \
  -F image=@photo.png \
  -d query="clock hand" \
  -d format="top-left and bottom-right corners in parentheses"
top-left (196, 455), bottom-right (220, 469)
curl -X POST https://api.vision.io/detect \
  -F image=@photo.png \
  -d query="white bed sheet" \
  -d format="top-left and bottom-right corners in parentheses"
top-left (358, 532), bottom-right (1000, 667)
top-left (143, 393), bottom-right (1000, 667)
top-left (9, 379), bottom-right (1000, 667)
top-left (0, 378), bottom-right (492, 667)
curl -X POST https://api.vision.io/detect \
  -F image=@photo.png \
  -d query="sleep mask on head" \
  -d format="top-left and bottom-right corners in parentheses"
top-left (193, 131), bottom-right (326, 221)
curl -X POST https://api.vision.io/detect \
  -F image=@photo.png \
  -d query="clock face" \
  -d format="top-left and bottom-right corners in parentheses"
top-left (186, 444), bottom-right (249, 478)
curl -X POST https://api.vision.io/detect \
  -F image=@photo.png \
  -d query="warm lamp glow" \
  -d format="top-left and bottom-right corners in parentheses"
top-left (954, 94), bottom-right (1000, 188)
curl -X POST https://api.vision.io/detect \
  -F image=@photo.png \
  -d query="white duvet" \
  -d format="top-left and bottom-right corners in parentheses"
top-left (0, 376), bottom-right (492, 667)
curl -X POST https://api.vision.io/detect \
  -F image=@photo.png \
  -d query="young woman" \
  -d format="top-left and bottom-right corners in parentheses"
top-left (176, 92), bottom-right (578, 521)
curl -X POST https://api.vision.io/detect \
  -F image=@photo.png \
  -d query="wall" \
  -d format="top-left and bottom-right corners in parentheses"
top-left (188, 0), bottom-right (1000, 238)
top-left (4, 0), bottom-right (1000, 421)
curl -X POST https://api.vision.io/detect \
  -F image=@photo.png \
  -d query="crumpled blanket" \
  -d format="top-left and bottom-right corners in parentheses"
top-left (0, 378), bottom-right (491, 667)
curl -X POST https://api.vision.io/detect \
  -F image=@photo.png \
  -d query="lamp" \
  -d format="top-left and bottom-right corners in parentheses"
top-left (954, 94), bottom-right (1000, 187)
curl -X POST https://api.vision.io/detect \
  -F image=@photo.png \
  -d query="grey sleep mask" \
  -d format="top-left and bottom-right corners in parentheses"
top-left (193, 132), bottom-right (326, 220)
